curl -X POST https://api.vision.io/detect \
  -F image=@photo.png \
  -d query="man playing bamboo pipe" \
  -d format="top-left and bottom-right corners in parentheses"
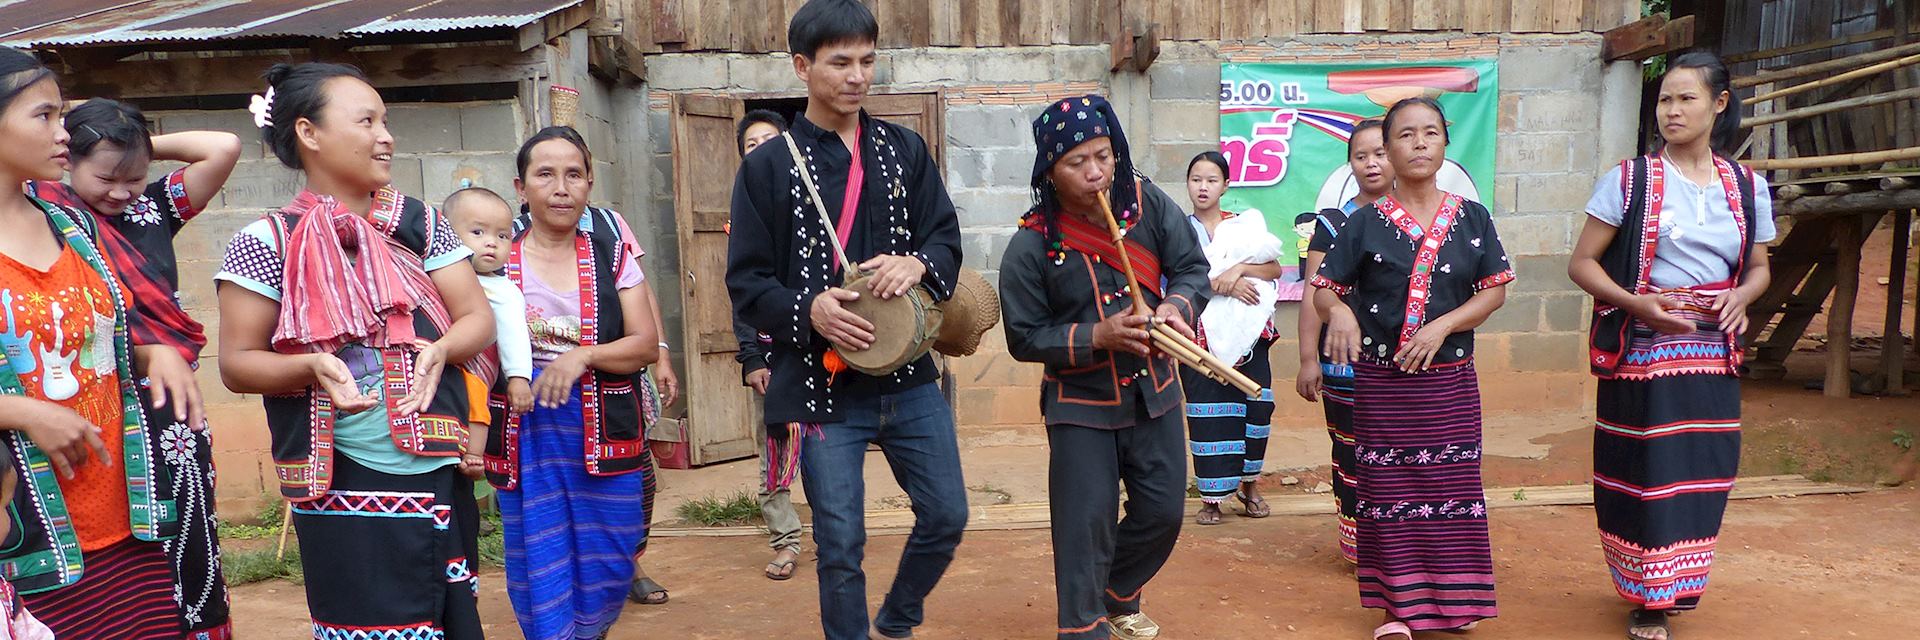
top-left (999, 94), bottom-right (1212, 640)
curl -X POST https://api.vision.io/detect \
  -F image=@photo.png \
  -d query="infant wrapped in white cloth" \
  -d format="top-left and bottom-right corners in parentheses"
top-left (1198, 209), bottom-right (1283, 363)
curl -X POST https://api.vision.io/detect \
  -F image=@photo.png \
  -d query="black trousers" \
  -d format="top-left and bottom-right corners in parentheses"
top-left (1047, 407), bottom-right (1187, 639)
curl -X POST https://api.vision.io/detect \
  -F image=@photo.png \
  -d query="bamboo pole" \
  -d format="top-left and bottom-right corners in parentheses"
top-left (1744, 146), bottom-right (1920, 171)
top-left (1727, 27), bottom-right (1896, 63)
top-left (1741, 87), bottom-right (1920, 129)
top-left (1749, 54), bottom-right (1920, 103)
top-left (275, 501), bottom-right (293, 561)
top-left (1735, 41), bottom-right (1920, 89)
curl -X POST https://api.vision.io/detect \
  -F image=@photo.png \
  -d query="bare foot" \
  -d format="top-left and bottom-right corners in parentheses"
top-left (1628, 608), bottom-right (1670, 640)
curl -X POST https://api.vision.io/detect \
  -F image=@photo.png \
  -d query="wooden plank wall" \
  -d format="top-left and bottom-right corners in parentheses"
top-left (1722, 0), bottom-right (1909, 172)
top-left (613, 0), bottom-right (1639, 53)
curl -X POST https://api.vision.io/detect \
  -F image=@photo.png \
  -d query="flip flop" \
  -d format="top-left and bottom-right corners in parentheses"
top-left (1196, 505), bottom-right (1224, 525)
top-left (1372, 620), bottom-right (1412, 640)
top-left (628, 577), bottom-right (669, 605)
top-left (1628, 608), bottom-right (1671, 640)
top-left (765, 559), bottom-right (797, 581)
top-left (1235, 489), bottom-right (1272, 518)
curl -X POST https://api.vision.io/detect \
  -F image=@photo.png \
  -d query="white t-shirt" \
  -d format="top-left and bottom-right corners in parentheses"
top-left (1584, 160), bottom-right (1777, 288)
top-left (478, 273), bottom-right (534, 380)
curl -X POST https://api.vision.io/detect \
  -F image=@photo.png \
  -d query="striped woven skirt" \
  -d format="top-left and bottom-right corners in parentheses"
top-left (500, 373), bottom-right (647, 640)
top-left (1351, 360), bottom-right (1497, 630)
top-left (1181, 337), bottom-right (1275, 503)
top-left (1321, 360), bottom-right (1359, 564)
top-left (294, 454), bottom-right (483, 640)
top-left (1594, 291), bottom-right (1741, 611)
top-left (20, 537), bottom-right (184, 639)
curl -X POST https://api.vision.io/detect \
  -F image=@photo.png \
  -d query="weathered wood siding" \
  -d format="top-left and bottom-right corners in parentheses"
top-left (609, 0), bottom-right (1639, 53)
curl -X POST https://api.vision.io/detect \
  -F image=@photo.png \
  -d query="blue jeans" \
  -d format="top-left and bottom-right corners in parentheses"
top-left (799, 382), bottom-right (969, 640)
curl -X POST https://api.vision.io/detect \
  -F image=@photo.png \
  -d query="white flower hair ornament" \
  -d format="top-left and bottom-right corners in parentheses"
top-left (248, 87), bottom-right (275, 129)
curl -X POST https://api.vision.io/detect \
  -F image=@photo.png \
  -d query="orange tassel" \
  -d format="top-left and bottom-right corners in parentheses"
top-left (823, 349), bottom-right (846, 385)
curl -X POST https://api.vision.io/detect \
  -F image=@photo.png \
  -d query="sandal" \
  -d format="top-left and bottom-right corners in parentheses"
top-left (1196, 504), bottom-right (1224, 526)
top-left (1234, 488), bottom-right (1272, 518)
top-left (1627, 608), bottom-right (1671, 640)
top-left (765, 547), bottom-right (800, 581)
top-left (627, 577), bottom-right (669, 605)
top-left (1372, 620), bottom-right (1412, 640)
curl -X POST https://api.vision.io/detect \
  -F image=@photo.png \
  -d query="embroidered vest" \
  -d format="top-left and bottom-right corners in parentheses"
top-left (484, 207), bottom-right (649, 489)
top-left (0, 197), bottom-right (177, 593)
top-left (262, 194), bottom-right (472, 501)
top-left (1588, 154), bottom-right (1755, 378)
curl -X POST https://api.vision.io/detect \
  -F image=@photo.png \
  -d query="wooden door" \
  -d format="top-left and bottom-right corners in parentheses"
top-left (672, 93), bottom-right (754, 466)
top-left (865, 92), bottom-right (946, 172)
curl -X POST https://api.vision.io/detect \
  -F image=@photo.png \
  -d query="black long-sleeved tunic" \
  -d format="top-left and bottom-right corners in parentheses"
top-left (998, 178), bottom-right (1211, 429)
top-left (726, 112), bottom-right (962, 424)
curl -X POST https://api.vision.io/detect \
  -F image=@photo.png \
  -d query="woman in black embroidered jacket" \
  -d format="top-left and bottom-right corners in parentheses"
top-left (1567, 51), bottom-right (1773, 640)
top-left (487, 126), bottom-right (662, 640)
top-left (1311, 97), bottom-right (1512, 639)
top-left (214, 62), bottom-right (493, 639)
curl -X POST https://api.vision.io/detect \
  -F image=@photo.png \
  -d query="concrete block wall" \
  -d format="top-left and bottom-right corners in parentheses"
top-left (150, 99), bottom-right (524, 516)
top-left (613, 32), bottom-right (1639, 433)
top-left (1133, 34), bottom-right (1635, 418)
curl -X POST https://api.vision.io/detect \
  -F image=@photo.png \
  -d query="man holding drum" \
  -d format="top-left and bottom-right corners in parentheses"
top-left (725, 1), bottom-right (967, 639)
top-left (999, 95), bottom-right (1212, 640)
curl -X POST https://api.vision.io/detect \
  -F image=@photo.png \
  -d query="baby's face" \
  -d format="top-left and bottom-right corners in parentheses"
top-left (452, 202), bottom-right (516, 274)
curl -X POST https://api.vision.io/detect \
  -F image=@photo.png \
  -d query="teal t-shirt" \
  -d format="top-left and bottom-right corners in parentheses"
top-left (214, 216), bottom-right (471, 475)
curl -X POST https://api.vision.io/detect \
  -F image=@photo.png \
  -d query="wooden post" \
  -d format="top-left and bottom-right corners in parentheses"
top-left (1885, 210), bottom-right (1912, 395)
top-left (1827, 216), bottom-right (1863, 398)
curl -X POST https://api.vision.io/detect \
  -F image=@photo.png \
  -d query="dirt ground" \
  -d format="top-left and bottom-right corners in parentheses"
top-left (223, 223), bottom-right (1920, 638)
top-left (223, 356), bottom-right (1920, 639)
top-left (231, 487), bottom-right (1920, 639)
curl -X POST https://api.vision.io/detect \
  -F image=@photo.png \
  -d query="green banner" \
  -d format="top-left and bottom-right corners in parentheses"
top-left (1216, 59), bottom-right (1499, 300)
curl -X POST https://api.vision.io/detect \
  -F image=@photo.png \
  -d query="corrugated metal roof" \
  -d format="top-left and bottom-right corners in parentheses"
top-left (0, 0), bottom-right (584, 48)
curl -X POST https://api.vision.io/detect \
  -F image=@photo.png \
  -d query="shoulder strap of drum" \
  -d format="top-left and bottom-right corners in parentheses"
top-left (782, 132), bottom-right (856, 274)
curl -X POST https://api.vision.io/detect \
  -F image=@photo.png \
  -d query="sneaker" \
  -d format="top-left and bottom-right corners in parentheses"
top-left (1109, 613), bottom-right (1161, 639)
